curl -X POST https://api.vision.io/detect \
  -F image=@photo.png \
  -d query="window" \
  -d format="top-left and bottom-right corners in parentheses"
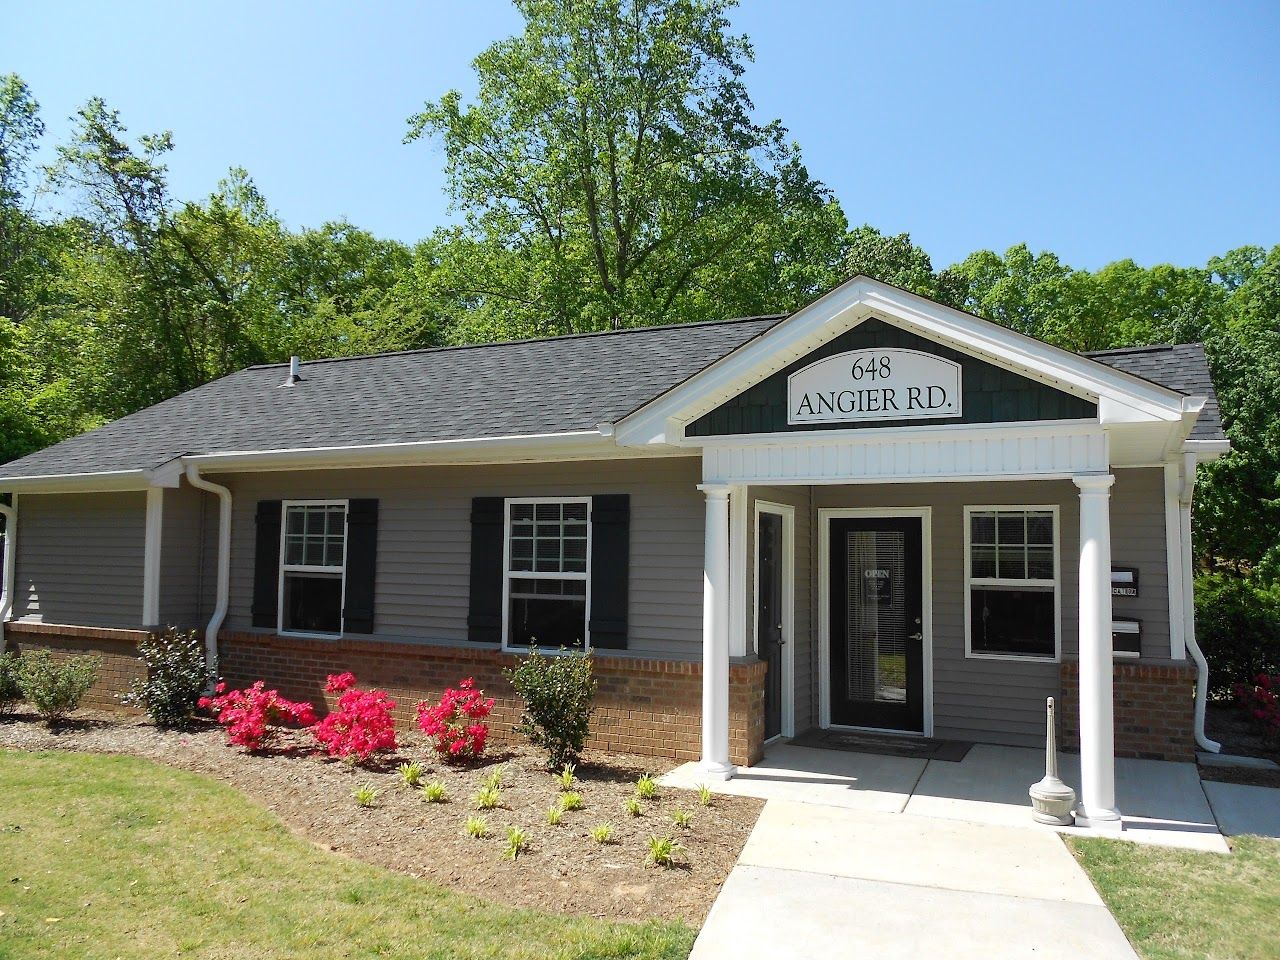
top-left (965, 507), bottom-right (1059, 660)
top-left (504, 498), bottom-right (590, 649)
top-left (280, 501), bottom-right (347, 635)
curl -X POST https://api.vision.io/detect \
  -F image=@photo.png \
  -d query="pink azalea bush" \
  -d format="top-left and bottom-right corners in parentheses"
top-left (1233, 673), bottom-right (1280, 741)
top-left (416, 678), bottom-right (494, 759)
top-left (198, 681), bottom-right (316, 751)
top-left (310, 672), bottom-right (399, 762)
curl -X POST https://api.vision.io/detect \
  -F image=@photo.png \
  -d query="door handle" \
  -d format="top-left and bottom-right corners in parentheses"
top-left (908, 632), bottom-right (923, 642)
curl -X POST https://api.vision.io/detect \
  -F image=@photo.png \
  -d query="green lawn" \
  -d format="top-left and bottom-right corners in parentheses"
top-left (1068, 834), bottom-right (1280, 960)
top-left (0, 751), bottom-right (694, 960)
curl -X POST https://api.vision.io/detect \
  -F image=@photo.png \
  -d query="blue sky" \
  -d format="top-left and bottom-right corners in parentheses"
top-left (5, 1), bottom-right (1277, 270)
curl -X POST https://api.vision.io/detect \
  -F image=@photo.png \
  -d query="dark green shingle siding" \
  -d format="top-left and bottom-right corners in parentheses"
top-left (686, 318), bottom-right (1097, 437)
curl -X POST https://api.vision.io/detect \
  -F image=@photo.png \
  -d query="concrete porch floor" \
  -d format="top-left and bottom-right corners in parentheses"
top-left (661, 741), bottom-right (1280, 852)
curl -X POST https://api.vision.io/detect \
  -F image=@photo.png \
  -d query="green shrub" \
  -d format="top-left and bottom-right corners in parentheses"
top-left (473, 786), bottom-right (502, 810)
top-left (125, 627), bottom-right (211, 727)
top-left (558, 791), bottom-right (584, 812)
top-left (623, 796), bottom-right (643, 818)
top-left (644, 835), bottom-right (685, 868)
top-left (421, 780), bottom-right (448, 803)
top-left (0, 652), bottom-right (22, 715)
top-left (545, 805), bottom-right (564, 826)
top-left (634, 773), bottom-right (658, 800)
top-left (589, 822), bottom-right (614, 845)
top-left (503, 825), bottom-right (529, 861)
top-left (17, 650), bottom-right (100, 725)
top-left (353, 783), bottom-right (379, 808)
top-left (504, 645), bottom-right (597, 769)
top-left (398, 761), bottom-right (424, 788)
top-left (670, 808), bottom-right (693, 830)
top-left (1195, 573), bottom-right (1280, 695)
top-left (465, 816), bottom-right (489, 839)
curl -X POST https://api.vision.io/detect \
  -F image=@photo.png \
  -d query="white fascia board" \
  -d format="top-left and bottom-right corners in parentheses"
top-left (1183, 438), bottom-right (1231, 462)
top-left (181, 430), bottom-right (660, 474)
top-left (615, 276), bottom-right (1188, 446)
top-left (685, 417), bottom-right (1102, 449)
top-left (0, 470), bottom-right (151, 494)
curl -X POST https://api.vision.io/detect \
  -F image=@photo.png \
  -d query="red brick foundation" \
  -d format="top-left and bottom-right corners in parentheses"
top-left (3, 622), bottom-right (767, 766)
top-left (4, 621), bottom-right (149, 710)
top-left (1059, 658), bottom-right (1198, 762)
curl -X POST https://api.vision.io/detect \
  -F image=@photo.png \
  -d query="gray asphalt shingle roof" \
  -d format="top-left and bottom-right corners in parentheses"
top-left (1083, 342), bottom-right (1225, 441)
top-left (0, 317), bottom-right (1224, 481)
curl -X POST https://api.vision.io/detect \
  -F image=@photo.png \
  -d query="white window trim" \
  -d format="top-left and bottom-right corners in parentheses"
top-left (278, 499), bottom-right (349, 639)
top-left (501, 496), bottom-right (593, 652)
top-left (963, 504), bottom-right (1061, 663)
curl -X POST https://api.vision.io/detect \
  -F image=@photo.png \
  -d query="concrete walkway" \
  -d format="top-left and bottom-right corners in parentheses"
top-left (691, 800), bottom-right (1139, 960)
top-left (663, 742), bottom-right (1244, 851)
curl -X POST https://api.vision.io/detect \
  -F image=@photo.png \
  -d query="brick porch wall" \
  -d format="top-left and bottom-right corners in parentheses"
top-left (4, 621), bottom-right (149, 710)
top-left (1059, 658), bottom-right (1198, 762)
top-left (3, 622), bottom-right (768, 766)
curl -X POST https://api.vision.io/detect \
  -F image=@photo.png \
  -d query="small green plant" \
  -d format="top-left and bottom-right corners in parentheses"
top-left (0, 652), bottom-right (22, 716)
top-left (465, 816), bottom-right (489, 839)
top-left (421, 780), bottom-right (447, 803)
top-left (398, 761), bottom-right (424, 788)
top-left (124, 627), bottom-right (211, 728)
top-left (589, 822), bottom-right (614, 845)
top-left (482, 765), bottom-right (506, 790)
top-left (503, 825), bottom-right (530, 861)
top-left (352, 783), bottom-right (379, 808)
top-left (634, 773), bottom-right (658, 800)
top-left (545, 805), bottom-right (564, 826)
top-left (473, 786), bottom-right (502, 810)
top-left (670, 808), bottom-right (693, 830)
top-left (17, 650), bottom-right (100, 725)
top-left (623, 796), bottom-right (643, 818)
top-left (505, 644), bottom-right (597, 769)
top-left (644, 835), bottom-right (685, 868)
top-left (558, 791), bottom-right (584, 812)
top-left (697, 784), bottom-right (713, 807)
top-left (557, 763), bottom-right (576, 790)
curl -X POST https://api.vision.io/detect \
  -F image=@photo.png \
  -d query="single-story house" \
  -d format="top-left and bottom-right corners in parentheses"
top-left (0, 277), bottom-right (1228, 829)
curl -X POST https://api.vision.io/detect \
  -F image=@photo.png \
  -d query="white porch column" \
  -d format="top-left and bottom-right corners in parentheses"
top-left (698, 482), bottom-right (736, 781)
top-left (1074, 474), bottom-right (1122, 830)
top-left (142, 486), bottom-right (164, 629)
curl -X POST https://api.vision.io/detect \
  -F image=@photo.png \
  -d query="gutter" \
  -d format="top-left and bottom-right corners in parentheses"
top-left (0, 500), bottom-right (13, 651)
top-left (184, 464), bottom-right (231, 684)
top-left (1179, 452), bottom-right (1221, 753)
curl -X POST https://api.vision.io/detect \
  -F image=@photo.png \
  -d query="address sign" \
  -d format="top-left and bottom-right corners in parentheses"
top-left (787, 348), bottom-right (963, 425)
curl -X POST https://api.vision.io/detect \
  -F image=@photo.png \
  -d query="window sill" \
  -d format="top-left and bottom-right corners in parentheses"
top-left (965, 651), bottom-right (1060, 664)
top-left (278, 629), bottom-right (344, 641)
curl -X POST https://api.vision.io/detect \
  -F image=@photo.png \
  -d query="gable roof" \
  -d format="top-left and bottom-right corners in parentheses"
top-left (0, 284), bottom-right (1225, 486)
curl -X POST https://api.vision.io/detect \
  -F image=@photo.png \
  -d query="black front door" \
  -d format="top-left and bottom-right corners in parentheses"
top-left (829, 516), bottom-right (924, 732)
top-left (758, 511), bottom-right (784, 739)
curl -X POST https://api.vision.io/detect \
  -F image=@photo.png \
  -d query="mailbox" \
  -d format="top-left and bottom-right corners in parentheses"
top-left (1112, 618), bottom-right (1141, 658)
top-left (1111, 567), bottom-right (1139, 598)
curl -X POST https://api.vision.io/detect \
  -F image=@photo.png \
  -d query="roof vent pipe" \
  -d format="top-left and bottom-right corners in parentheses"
top-left (283, 356), bottom-right (302, 387)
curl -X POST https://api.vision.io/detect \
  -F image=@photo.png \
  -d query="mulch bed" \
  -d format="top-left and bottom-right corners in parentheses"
top-left (0, 709), bottom-right (763, 924)
top-left (1199, 703), bottom-right (1280, 789)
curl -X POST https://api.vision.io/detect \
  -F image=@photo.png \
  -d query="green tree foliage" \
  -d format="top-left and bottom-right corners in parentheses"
top-left (405, 0), bottom-right (848, 337)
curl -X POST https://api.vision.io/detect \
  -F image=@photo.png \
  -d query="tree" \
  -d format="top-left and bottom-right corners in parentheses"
top-left (406, 0), bottom-right (847, 337)
top-left (0, 73), bottom-right (46, 327)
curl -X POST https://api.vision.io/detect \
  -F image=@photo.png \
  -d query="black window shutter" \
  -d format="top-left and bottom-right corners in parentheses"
top-left (251, 500), bottom-right (282, 628)
top-left (467, 497), bottom-right (505, 643)
top-left (343, 499), bottom-right (379, 634)
top-left (589, 494), bottom-right (630, 649)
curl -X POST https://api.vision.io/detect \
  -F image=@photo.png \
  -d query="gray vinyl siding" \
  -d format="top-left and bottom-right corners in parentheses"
top-left (158, 483), bottom-right (209, 629)
top-left (1110, 468), bottom-right (1170, 660)
top-left (745, 486), bottom-right (815, 732)
top-left (208, 457), bottom-right (705, 656)
top-left (12, 491), bottom-right (146, 629)
top-left (812, 480), bottom-right (1079, 748)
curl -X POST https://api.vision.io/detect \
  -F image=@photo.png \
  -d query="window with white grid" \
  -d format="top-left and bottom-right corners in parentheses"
top-left (504, 499), bottom-right (590, 649)
top-left (965, 507), bottom-right (1059, 661)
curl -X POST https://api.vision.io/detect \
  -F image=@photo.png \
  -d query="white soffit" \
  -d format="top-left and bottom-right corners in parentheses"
top-left (614, 276), bottom-right (1189, 446)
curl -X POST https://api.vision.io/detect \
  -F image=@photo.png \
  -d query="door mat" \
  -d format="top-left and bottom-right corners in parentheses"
top-left (789, 729), bottom-right (973, 762)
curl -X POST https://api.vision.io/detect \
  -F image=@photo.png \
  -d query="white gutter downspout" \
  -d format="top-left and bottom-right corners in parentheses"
top-left (0, 500), bottom-right (14, 652)
top-left (184, 464), bottom-right (231, 682)
top-left (1180, 452), bottom-right (1220, 753)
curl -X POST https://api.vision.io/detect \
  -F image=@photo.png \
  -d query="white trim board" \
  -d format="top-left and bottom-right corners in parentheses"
top-left (817, 506), bottom-right (934, 738)
top-left (754, 500), bottom-right (797, 740)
